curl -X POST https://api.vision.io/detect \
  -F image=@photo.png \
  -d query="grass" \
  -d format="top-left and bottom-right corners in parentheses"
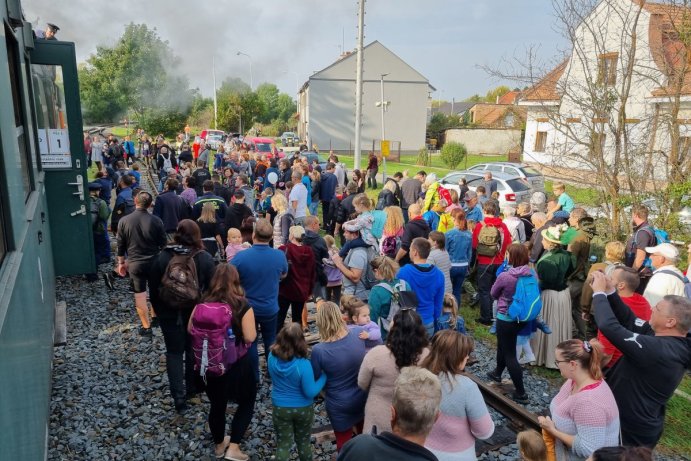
top-left (658, 375), bottom-right (691, 458)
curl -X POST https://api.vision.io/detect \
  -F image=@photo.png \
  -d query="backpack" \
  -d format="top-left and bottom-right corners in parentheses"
top-left (110, 195), bottom-right (135, 231)
top-left (90, 197), bottom-right (109, 233)
top-left (161, 152), bottom-right (172, 173)
top-left (477, 223), bottom-right (502, 257)
top-left (361, 245), bottom-right (379, 290)
top-left (437, 185), bottom-right (452, 206)
top-left (189, 302), bottom-right (250, 380)
top-left (656, 270), bottom-right (691, 299)
top-left (635, 226), bottom-right (670, 268)
top-left (158, 249), bottom-right (202, 310)
top-left (381, 235), bottom-right (401, 259)
top-left (507, 271), bottom-right (543, 322)
top-left (370, 210), bottom-right (386, 240)
top-left (376, 281), bottom-right (419, 332)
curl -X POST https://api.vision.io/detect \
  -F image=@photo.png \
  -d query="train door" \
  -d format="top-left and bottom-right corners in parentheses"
top-left (30, 40), bottom-right (94, 276)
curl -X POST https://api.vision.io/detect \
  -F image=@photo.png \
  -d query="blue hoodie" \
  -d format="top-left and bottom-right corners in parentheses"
top-left (268, 353), bottom-right (327, 407)
top-left (397, 263), bottom-right (445, 325)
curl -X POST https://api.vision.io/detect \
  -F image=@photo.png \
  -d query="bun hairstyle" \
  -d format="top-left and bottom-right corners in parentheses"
top-left (556, 339), bottom-right (603, 380)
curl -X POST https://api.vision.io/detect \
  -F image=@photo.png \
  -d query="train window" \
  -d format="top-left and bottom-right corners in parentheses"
top-left (31, 64), bottom-right (72, 170)
top-left (5, 26), bottom-right (34, 199)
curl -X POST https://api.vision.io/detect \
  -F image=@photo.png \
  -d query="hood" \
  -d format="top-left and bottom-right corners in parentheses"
top-left (270, 356), bottom-right (300, 378)
top-left (286, 243), bottom-right (316, 265)
top-left (167, 244), bottom-right (195, 255)
top-left (302, 229), bottom-right (322, 246)
top-left (507, 265), bottom-right (533, 277)
top-left (483, 217), bottom-right (504, 226)
top-left (408, 218), bottom-right (430, 231)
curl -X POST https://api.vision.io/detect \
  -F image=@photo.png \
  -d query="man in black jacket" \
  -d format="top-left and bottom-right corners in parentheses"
top-left (303, 215), bottom-right (329, 300)
top-left (153, 178), bottom-right (187, 237)
top-left (338, 367), bottom-right (441, 461)
top-left (395, 204), bottom-right (431, 266)
top-left (320, 162), bottom-right (338, 233)
top-left (116, 192), bottom-right (167, 336)
top-left (335, 181), bottom-right (358, 244)
top-left (591, 271), bottom-right (691, 448)
top-left (224, 190), bottom-right (254, 243)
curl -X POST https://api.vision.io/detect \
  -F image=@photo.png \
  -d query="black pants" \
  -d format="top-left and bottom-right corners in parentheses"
top-left (204, 355), bottom-right (258, 445)
top-left (277, 296), bottom-right (305, 333)
top-left (321, 201), bottom-right (331, 231)
top-left (621, 426), bottom-right (662, 449)
top-left (494, 319), bottom-right (526, 395)
top-left (326, 285), bottom-right (342, 305)
top-left (159, 311), bottom-right (195, 405)
top-left (477, 264), bottom-right (499, 322)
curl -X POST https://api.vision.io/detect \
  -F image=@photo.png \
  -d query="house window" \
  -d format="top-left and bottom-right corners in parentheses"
top-left (504, 113), bottom-right (515, 127)
top-left (534, 131), bottom-right (547, 152)
top-left (598, 53), bottom-right (618, 86)
top-left (6, 26), bottom-right (34, 199)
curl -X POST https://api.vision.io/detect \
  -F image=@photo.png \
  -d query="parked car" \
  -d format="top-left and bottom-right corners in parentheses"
top-left (467, 162), bottom-right (545, 191)
top-left (280, 131), bottom-right (299, 147)
top-left (199, 129), bottom-right (225, 150)
top-left (244, 136), bottom-right (284, 159)
top-left (439, 170), bottom-right (532, 209)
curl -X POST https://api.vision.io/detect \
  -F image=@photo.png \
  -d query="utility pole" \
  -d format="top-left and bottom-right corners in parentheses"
top-left (378, 73), bottom-right (389, 182)
top-left (212, 56), bottom-right (218, 130)
top-left (354, 0), bottom-right (365, 169)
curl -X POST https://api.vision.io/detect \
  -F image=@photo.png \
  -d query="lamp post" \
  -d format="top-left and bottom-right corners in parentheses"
top-left (236, 51), bottom-right (253, 90)
top-left (376, 73), bottom-right (390, 182)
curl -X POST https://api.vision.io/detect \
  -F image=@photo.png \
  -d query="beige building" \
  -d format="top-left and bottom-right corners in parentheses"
top-left (297, 41), bottom-right (434, 153)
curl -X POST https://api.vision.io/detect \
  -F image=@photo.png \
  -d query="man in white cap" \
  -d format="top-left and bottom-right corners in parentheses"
top-left (642, 243), bottom-right (687, 308)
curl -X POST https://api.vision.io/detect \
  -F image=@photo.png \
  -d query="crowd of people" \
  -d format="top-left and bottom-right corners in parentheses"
top-left (85, 128), bottom-right (690, 461)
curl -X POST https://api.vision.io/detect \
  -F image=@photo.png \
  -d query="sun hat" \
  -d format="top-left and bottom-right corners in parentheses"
top-left (645, 243), bottom-right (679, 260)
top-left (541, 224), bottom-right (569, 244)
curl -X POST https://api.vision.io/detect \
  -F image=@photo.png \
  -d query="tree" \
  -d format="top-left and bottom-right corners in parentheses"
top-left (440, 142), bottom-right (467, 169)
top-left (79, 24), bottom-right (194, 127)
top-left (256, 83), bottom-right (280, 123)
top-left (485, 85), bottom-right (512, 103)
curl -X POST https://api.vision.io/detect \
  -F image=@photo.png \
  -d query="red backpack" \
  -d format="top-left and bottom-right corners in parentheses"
top-left (189, 302), bottom-right (250, 380)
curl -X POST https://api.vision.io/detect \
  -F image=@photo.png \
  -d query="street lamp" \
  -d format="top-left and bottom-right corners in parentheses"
top-left (376, 73), bottom-right (390, 182)
top-left (236, 51), bottom-right (253, 90)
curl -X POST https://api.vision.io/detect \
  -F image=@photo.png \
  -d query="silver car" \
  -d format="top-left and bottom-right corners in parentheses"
top-left (439, 170), bottom-right (532, 209)
top-left (467, 162), bottom-right (545, 192)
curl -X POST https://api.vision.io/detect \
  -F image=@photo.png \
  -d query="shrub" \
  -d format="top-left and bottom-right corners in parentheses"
top-left (440, 141), bottom-right (467, 169)
top-left (417, 147), bottom-right (431, 166)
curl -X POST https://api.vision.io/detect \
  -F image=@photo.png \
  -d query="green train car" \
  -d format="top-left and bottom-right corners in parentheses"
top-left (0, 1), bottom-right (94, 459)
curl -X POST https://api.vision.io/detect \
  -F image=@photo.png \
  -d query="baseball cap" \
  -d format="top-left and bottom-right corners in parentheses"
top-left (645, 243), bottom-right (679, 260)
top-left (464, 190), bottom-right (478, 202)
top-left (87, 181), bottom-right (102, 190)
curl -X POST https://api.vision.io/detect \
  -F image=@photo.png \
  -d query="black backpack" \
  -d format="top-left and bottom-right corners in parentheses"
top-left (159, 249), bottom-right (202, 310)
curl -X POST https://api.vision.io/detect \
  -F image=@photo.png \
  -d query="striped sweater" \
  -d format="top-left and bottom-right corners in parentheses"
top-left (425, 374), bottom-right (495, 460)
top-left (550, 379), bottom-right (620, 460)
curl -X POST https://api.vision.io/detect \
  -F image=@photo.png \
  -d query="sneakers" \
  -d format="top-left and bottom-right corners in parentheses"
top-left (512, 393), bottom-right (530, 404)
top-left (224, 446), bottom-right (249, 461)
top-left (489, 322), bottom-right (497, 335)
top-left (537, 320), bottom-right (552, 334)
top-left (174, 400), bottom-right (188, 414)
top-left (470, 293), bottom-right (480, 306)
top-left (139, 327), bottom-right (153, 337)
top-left (103, 272), bottom-right (115, 291)
top-left (486, 371), bottom-right (502, 383)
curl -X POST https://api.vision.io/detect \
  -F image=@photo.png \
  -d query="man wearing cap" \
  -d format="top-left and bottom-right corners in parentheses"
top-left (463, 190), bottom-right (483, 224)
top-left (36, 23), bottom-right (59, 40)
top-left (331, 220), bottom-right (376, 301)
top-left (642, 243), bottom-right (687, 308)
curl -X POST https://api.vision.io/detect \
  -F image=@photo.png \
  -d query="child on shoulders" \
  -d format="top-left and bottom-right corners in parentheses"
top-left (226, 228), bottom-right (250, 262)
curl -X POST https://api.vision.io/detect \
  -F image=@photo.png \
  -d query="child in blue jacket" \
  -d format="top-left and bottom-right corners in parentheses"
top-left (268, 323), bottom-right (327, 461)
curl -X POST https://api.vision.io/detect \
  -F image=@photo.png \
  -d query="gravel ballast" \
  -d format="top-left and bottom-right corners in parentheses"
top-left (48, 274), bottom-right (679, 460)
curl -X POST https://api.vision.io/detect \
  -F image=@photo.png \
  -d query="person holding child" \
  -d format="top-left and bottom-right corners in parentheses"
top-left (341, 295), bottom-right (383, 350)
top-left (322, 235), bottom-right (344, 304)
top-left (268, 323), bottom-right (327, 461)
top-left (357, 309), bottom-right (429, 435)
top-left (422, 330), bottom-right (495, 460)
top-left (226, 228), bottom-right (251, 262)
top-left (367, 255), bottom-right (411, 340)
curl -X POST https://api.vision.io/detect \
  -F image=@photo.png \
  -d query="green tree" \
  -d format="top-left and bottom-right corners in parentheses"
top-left (440, 142), bottom-right (467, 169)
top-left (79, 23), bottom-right (193, 126)
top-left (256, 83), bottom-right (280, 123)
top-left (484, 85), bottom-right (511, 103)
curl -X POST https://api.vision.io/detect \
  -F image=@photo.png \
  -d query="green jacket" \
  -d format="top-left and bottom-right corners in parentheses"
top-left (536, 248), bottom-right (574, 292)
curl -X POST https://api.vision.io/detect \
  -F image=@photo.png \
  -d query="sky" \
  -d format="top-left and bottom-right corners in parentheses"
top-left (23, 0), bottom-right (570, 100)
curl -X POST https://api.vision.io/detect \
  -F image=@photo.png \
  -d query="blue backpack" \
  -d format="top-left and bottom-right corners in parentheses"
top-left (638, 226), bottom-right (669, 268)
top-left (508, 271), bottom-right (542, 322)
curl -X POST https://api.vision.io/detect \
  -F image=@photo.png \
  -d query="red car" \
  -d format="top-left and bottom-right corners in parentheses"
top-left (244, 136), bottom-right (284, 159)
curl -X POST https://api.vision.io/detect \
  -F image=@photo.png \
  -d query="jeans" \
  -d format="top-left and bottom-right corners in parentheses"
top-left (494, 319), bottom-right (526, 395)
top-left (367, 168), bottom-right (378, 189)
top-left (248, 312), bottom-right (278, 381)
top-left (159, 311), bottom-right (196, 406)
top-left (477, 264), bottom-right (499, 322)
top-left (424, 322), bottom-right (435, 338)
top-left (308, 201), bottom-right (319, 217)
top-left (450, 266), bottom-right (468, 308)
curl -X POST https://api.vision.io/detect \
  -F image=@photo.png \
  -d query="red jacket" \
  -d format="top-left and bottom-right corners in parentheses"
top-left (599, 293), bottom-right (651, 368)
top-left (278, 243), bottom-right (316, 302)
top-left (472, 217), bottom-right (512, 265)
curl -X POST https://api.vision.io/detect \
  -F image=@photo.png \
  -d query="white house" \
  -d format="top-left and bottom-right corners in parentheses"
top-left (520, 0), bottom-right (691, 181)
top-left (297, 41), bottom-right (434, 154)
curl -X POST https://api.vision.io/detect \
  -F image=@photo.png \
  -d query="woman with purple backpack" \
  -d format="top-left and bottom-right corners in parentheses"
top-left (189, 264), bottom-right (257, 460)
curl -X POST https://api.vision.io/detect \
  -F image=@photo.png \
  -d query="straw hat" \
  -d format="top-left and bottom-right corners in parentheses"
top-left (541, 224), bottom-right (569, 244)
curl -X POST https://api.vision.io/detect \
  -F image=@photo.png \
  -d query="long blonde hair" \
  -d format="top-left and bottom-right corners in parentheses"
top-left (316, 301), bottom-right (347, 341)
top-left (198, 202), bottom-right (217, 223)
top-left (384, 206), bottom-right (404, 236)
top-left (271, 193), bottom-right (288, 213)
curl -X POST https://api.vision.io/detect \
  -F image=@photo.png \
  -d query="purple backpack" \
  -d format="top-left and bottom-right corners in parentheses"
top-left (189, 302), bottom-right (250, 380)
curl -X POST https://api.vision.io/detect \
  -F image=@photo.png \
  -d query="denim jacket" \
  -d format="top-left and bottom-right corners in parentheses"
top-left (445, 228), bottom-right (472, 265)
